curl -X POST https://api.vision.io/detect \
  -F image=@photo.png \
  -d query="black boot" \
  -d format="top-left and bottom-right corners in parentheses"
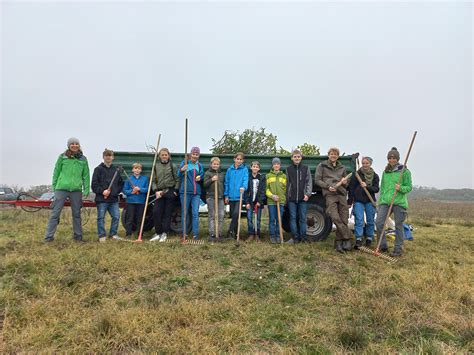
top-left (335, 240), bottom-right (345, 253)
top-left (342, 239), bottom-right (352, 251)
top-left (354, 239), bottom-right (362, 250)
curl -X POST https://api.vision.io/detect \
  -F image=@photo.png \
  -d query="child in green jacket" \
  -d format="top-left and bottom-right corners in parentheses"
top-left (375, 147), bottom-right (412, 257)
top-left (266, 157), bottom-right (287, 243)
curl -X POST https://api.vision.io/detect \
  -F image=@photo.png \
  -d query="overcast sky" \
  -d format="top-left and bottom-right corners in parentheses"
top-left (1, 1), bottom-right (472, 189)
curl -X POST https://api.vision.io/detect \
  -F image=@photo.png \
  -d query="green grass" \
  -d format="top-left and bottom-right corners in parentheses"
top-left (1, 204), bottom-right (473, 353)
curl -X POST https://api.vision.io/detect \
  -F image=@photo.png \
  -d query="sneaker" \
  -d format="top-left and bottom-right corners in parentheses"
top-left (44, 238), bottom-right (54, 243)
top-left (159, 232), bottom-right (168, 242)
top-left (125, 235), bottom-right (132, 240)
top-left (99, 237), bottom-right (106, 243)
top-left (270, 236), bottom-right (277, 244)
top-left (247, 235), bottom-right (255, 242)
top-left (150, 233), bottom-right (162, 242)
top-left (111, 235), bottom-right (122, 241)
top-left (74, 238), bottom-right (86, 244)
top-left (355, 239), bottom-right (362, 250)
top-left (193, 235), bottom-right (199, 240)
top-left (390, 249), bottom-right (403, 257)
top-left (208, 235), bottom-right (216, 242)
top-left (365, 238), bottom-right (373, 247)
top-left (286, 238), bottom-right (296, 244)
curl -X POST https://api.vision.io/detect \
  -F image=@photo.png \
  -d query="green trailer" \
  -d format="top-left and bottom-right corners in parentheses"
top-left (113, 151), bottom-right (356, 240)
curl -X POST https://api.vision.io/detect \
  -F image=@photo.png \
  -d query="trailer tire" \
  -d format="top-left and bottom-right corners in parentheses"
top-left (305, 204), bottom-right (332, 241)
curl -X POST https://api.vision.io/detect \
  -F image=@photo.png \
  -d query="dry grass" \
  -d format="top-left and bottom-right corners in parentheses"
top-left (1, 201), bottom-right (473, 353)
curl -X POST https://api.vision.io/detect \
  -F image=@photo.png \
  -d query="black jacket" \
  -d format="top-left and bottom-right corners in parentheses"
top-left (347, 168), bottom-right (380, 205)
top-left (286, 164), bottom-right (312, 202)
top-left (245, 172), bottom-right (266, 206)
top-left (91, 163), bottom-right (124, 203)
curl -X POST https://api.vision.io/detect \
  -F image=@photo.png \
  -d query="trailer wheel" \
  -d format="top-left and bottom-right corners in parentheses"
top-left (305, 204), bottom-right (332, 241)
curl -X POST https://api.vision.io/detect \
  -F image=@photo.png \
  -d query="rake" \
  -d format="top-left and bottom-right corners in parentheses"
top-left (182, 118), bottom-right (189, 245)
top-left (353, 156), bottom-right (377, 207)
top-left (359, 131), bottom-right (417, 262)
top-left (135, 134), bottom-right (161, 243)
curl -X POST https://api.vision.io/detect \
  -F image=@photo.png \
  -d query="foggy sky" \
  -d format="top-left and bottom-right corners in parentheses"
top-left (1, 1), bottom-right (472, 189)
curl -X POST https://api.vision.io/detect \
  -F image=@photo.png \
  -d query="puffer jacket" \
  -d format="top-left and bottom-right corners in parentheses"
top-left (52, 152), bottom-right (90, 195)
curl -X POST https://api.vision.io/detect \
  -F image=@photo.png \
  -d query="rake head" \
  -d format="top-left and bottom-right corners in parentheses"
top-left (179, 239), bottom-right (205, 245)
top-left (359, 246), bottom-right (398, 263)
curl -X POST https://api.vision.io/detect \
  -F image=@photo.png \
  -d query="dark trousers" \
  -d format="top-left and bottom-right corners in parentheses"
top-left (153, 193), bottom-right (176, 234)
top-left (325, 193), bottom-right (352, 241)
top-left (228, 200), bottom-right (241, 234)
top-left (125, 203), bottom-right (145, 236)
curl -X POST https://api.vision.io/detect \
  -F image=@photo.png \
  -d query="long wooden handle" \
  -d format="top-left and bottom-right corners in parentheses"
top-left (214, 176), bottom-right (219, 238)
top-left (137, 134), bottom-right (161, 241)
top-left (276, 201), bottom-right (283, 244)
top-left (236, 190), bottom-right (243, 242)
top-left (334, 172), bottom-right (352, 188)
top-left (375, 131), bottom-right (417, 253)
top-left (182, 118), bottom-right (188, 241)
top-left (354, 166), bottom-right (377, 207)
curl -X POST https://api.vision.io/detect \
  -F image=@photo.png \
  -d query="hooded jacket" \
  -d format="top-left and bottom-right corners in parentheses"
top-left (315, 159), bottom-right (349, 197)
top-left (52, 151), bottom-right (90, 195)
top-left (224, 164), bottom-right (248, 201)
top-left (123, 175), bottom-right (149, 204)
top-left (245, 171), bottom-right (266, 206)
top-left (92, 163), bottom-right (124, 203)
top-left (177, 160), bottom-right (204, 195)
top-left (379, 164), bottom-right (412, 209)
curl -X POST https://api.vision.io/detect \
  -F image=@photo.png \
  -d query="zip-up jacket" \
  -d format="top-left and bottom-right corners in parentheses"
top-left (379, 164), bottom-right (412, 209)
top-left (52, 152), bottom-right (90, 195)
top-left (315, 159), bottom-right (349, 197)
top-left (203, 168), bottom-right (225, 199)
top-left (152, 160), bottom-right (179, 192)
top-left (286, 163), bottom-right (312, 202)
top-left (224, 164), bottom-right (248, 201)
top-left (123, 175), bottom-right (149, 204)
top-left (177, 160), bottom-right (204, 195)
top-left (347, 168), bottom-right (380, 205)
top-left (245, 172), bottom-right (266, 206)
top-left (266, 170), bottom-right (287, 205)
top-left (92, 163), bottom-right (124, 203)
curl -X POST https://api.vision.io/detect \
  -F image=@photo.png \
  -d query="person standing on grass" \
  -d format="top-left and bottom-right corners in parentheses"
top-left (44, 137), bottom-right (90, 243)
top-left (245, 161), bottom-right (266, 242)
top-left (224, 152), bottom-right (248, 239)
top-left (375, 147), bottom-right (412, 257)
top-left (266, 157), bottom-right (287, 244)
top-left (91, 149), bottom-right (124, 243)
top-left (122, 162), bottom-right (149, 240)
top-left (150, 148), bottom-right (179, 242)
top-left (203, 157), bottom-right (225, 242)
top-left (285, 149), bottom-right (312, 244)
top-left (315, 147), bottom-right (352, 253)
top-left (178, 146), bottom-right (204, 240)
top-left (347, 156), bottom-right (380, 249)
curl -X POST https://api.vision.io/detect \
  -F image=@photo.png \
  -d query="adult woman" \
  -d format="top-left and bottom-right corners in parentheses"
top-left (375, 147), bottom-right (412, 257)
top-left (44, 137), bottom-right (90, 242)
top-left (348, 156), bottom-right (379, 248)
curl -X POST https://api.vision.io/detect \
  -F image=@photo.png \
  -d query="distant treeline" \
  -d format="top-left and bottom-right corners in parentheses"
top-left (409, 186), bottom-right (474, 202)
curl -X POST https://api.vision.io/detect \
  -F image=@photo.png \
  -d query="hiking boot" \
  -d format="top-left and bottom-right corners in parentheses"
top-left (390, 249), bottom-right (403, 257)
top-left (270, 236), bottom-right (277, 244)
top-left (159, 233), bottom-right (168, 242)
top-left (44, 238), bottom-right (54, 243)
top-left (150, 233), bottom-right (161, 242)
top-left (247, 235), bottom-right (255, 242)
top-left (342, 239), bottom-right (353, 251)
top-left (380, 246), bottom-right (389, 253)
top-left (99, 237), bottom-right (106, 243)
top-left (226, 231), bottom-right (236, 240)
top-left (355, 239), bottom-right (362, 250)
top-left (111, 235), bottom-right (122, 241)
top-left (335, 240), bottom-right (345, 253)
top-left (74, 238), bottom-right (86, 244)
top-left (365, 238), bottom-right (373, 247)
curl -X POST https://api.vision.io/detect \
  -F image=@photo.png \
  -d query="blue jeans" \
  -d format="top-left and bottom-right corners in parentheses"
top-left (268, 204), bottom-right (285, 238)
top-left (97, 202), bottom-right (120, 237)
top-left (288, 201), bottom-right (308, 240)
top-left (353, 202), bottom-right (376, 240)
top-left (180, 194), bottom-right (200, 236)
top-left (247, 206), bottom-right (263, 235)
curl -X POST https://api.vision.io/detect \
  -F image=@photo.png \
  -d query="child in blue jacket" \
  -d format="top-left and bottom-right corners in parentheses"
top-left (224, 152), bottom-right (248, 239)
top-left (178, 146), bottom-right (204, 239)
top-left (122, 162), bottom-right (149, 239)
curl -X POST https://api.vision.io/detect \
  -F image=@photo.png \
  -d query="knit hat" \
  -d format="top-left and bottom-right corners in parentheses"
top-left (272, 157), bottom-right (281, 165)
top-left (190, 146), bottom-right (200, 155)
top-left (67, 137), bottom-right (80, 147)
top-left (387, 147), bottom-right (400, 160)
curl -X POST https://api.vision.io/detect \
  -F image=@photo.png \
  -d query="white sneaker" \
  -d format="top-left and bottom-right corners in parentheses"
top-left (150, 233), bottom-right (161, 242)
top-left (159, 232), bottom-right (167, 242)
top-left (99, 237), bottom-right (106, 243)
top-left (112, 235), bottom-right (122, 241)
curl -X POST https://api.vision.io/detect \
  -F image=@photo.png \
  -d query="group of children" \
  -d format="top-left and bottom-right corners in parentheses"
top-left (45, 138), bottom-right (413, 258)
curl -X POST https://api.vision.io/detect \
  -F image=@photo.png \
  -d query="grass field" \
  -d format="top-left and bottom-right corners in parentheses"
top-left (1, 200), bottom-right (473, 353)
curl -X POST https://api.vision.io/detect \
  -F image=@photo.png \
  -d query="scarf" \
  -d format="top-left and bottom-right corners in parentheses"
top-left (359, 167), bottom-right (374, 185)
top-left (64, 149), bottom-right (83, 159)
